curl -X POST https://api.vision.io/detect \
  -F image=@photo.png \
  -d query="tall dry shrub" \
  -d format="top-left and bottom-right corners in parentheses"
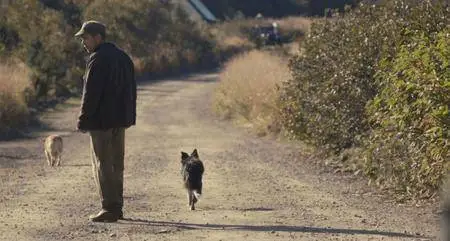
top-left (0, 62), bottom-right (31, 130)
top-left (213, 50), bottom-right (290, 135)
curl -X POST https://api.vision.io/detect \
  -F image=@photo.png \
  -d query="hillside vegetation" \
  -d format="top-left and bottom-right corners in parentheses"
top-left (215, 0), bottom-right (449, 200)
top-left (202, 0), bottom-right (359, 19)
top-left (0, 0), bottom-right (230, 136)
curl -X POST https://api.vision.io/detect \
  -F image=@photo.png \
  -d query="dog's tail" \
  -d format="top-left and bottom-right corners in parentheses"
top-left (193, 190), bottom-right (202, 200)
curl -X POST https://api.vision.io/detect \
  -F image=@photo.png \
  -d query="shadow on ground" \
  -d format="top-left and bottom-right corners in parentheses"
top-left (118, 218), bottom-right (426, 239)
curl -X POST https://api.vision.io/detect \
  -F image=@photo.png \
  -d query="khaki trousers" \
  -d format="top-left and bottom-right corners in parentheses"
top-left (89, 128), bottom-right (125, 211)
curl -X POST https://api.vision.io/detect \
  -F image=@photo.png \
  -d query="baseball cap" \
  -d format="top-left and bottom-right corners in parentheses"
top-left (74, 20), bottom-right (106, 37)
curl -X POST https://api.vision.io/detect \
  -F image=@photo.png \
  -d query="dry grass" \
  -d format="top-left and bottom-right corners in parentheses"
top-left (0, 61), bottom-right (31, 130)
top-left (209, 23), bottom-right (255, 50)
top-left (276, 16), bottom-right (312, 34)
top-left (218, 35), bottom-right (254, 49)
top-left (212, 50), bottom-right (291, 136)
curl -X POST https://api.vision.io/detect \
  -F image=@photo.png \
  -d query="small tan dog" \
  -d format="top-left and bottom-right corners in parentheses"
top-left (43, 135), bottom-right (63, 167)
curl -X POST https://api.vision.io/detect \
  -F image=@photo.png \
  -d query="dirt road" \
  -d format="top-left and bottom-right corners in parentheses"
top-left (0, 73), bottom-right (440, 241)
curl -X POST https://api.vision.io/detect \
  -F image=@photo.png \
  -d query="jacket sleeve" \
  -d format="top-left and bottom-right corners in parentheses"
top-left (77, 54), bottom-right (107, 130)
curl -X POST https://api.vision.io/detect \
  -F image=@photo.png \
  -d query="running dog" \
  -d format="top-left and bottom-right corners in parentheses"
top-left (43, 135), bottom-right (63, 167)
top-left (180, 149), bottom-right (204, 210)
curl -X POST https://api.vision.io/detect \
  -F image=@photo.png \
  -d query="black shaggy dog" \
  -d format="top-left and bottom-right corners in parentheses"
top-left (180, 149), bottom-right (205, 210)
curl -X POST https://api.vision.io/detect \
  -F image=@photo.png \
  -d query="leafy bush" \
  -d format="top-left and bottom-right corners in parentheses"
top-left (365, 28), bottom-right (449, 198)
top-left (306, 0), bottom-right (359, 16)
top-left (6, 0), bottom-right (85, 99)
top-left (280, 0), bottom-right (449, 198)
top-left (1, 0), bottom-right (225, 102)
top-left (280, 4), bottom-right (385, 150)
top-left (0, 0), bottom-right (230, 135)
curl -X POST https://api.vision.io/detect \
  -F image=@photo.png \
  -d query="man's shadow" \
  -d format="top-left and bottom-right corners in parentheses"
top-left (118, 217), bottom-right (428, 239)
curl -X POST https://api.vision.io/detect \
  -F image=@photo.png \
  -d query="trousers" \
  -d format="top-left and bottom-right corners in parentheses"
top-left (89, 128), bottom-right (125, 211)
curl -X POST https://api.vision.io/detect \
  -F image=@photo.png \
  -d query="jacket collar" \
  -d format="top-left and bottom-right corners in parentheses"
top-left (93, 42), bottom-right (114, 52)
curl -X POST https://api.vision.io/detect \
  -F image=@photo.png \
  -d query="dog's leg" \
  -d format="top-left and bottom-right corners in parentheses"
top-left (193, 184), bottom-right (202, 204)
top-left (56, 153), bottom-right (61, 166)
top-left (187, 190), bottom-right (192, 207)
top-left (188, 190), bottom-right (195, 210)
top-left (51, 156), bottom-right (56, 167)
top-left (190, 191), bottom-right (195, 211)
top-left (192, 192), bottom-right (198, 204)
top-left (45, 150), bottom-right (52, 166)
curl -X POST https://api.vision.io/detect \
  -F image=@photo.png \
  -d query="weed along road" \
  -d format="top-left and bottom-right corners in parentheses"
top-left (0, 73), bottom-right (438, 241)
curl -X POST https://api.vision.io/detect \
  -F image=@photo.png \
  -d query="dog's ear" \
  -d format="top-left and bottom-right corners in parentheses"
top-left (191, 149), bottom-right (199, 158)
top-left (181, 151), bottom-right (189, 160)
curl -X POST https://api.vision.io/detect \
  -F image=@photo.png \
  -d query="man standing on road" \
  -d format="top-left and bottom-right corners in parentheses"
top-left (74, 20), bottom-right (136, 222)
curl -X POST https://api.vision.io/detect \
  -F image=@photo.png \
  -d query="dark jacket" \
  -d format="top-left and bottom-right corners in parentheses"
top-left (77, 42), bottom-right (136, 131)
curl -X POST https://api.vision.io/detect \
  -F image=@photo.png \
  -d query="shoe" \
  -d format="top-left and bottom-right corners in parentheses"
top-left (89, 209), bottom-right (119, 222)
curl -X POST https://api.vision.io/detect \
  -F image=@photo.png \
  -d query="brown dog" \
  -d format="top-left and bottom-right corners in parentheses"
top-left (44, 135), bottom-right (63, 167)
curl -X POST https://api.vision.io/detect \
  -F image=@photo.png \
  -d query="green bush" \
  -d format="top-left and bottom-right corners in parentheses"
top-left (365, 28), bottom-right (449, 198)
top-left (280, 0), bottom-right (449, 198)
top-left (1, 0), bottom-right (222, 102)
top-left (0, 0), bottom-right (227, 135)
top-left (6, 0), bottom-right (85, 99)
top-left (280, 4), bottom-right (385, 150)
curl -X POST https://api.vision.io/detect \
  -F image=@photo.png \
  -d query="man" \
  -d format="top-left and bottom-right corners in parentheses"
top-left (441, 174), bottom-right (450, 241)
top-left (74, 20), bottom-right (136, 222)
